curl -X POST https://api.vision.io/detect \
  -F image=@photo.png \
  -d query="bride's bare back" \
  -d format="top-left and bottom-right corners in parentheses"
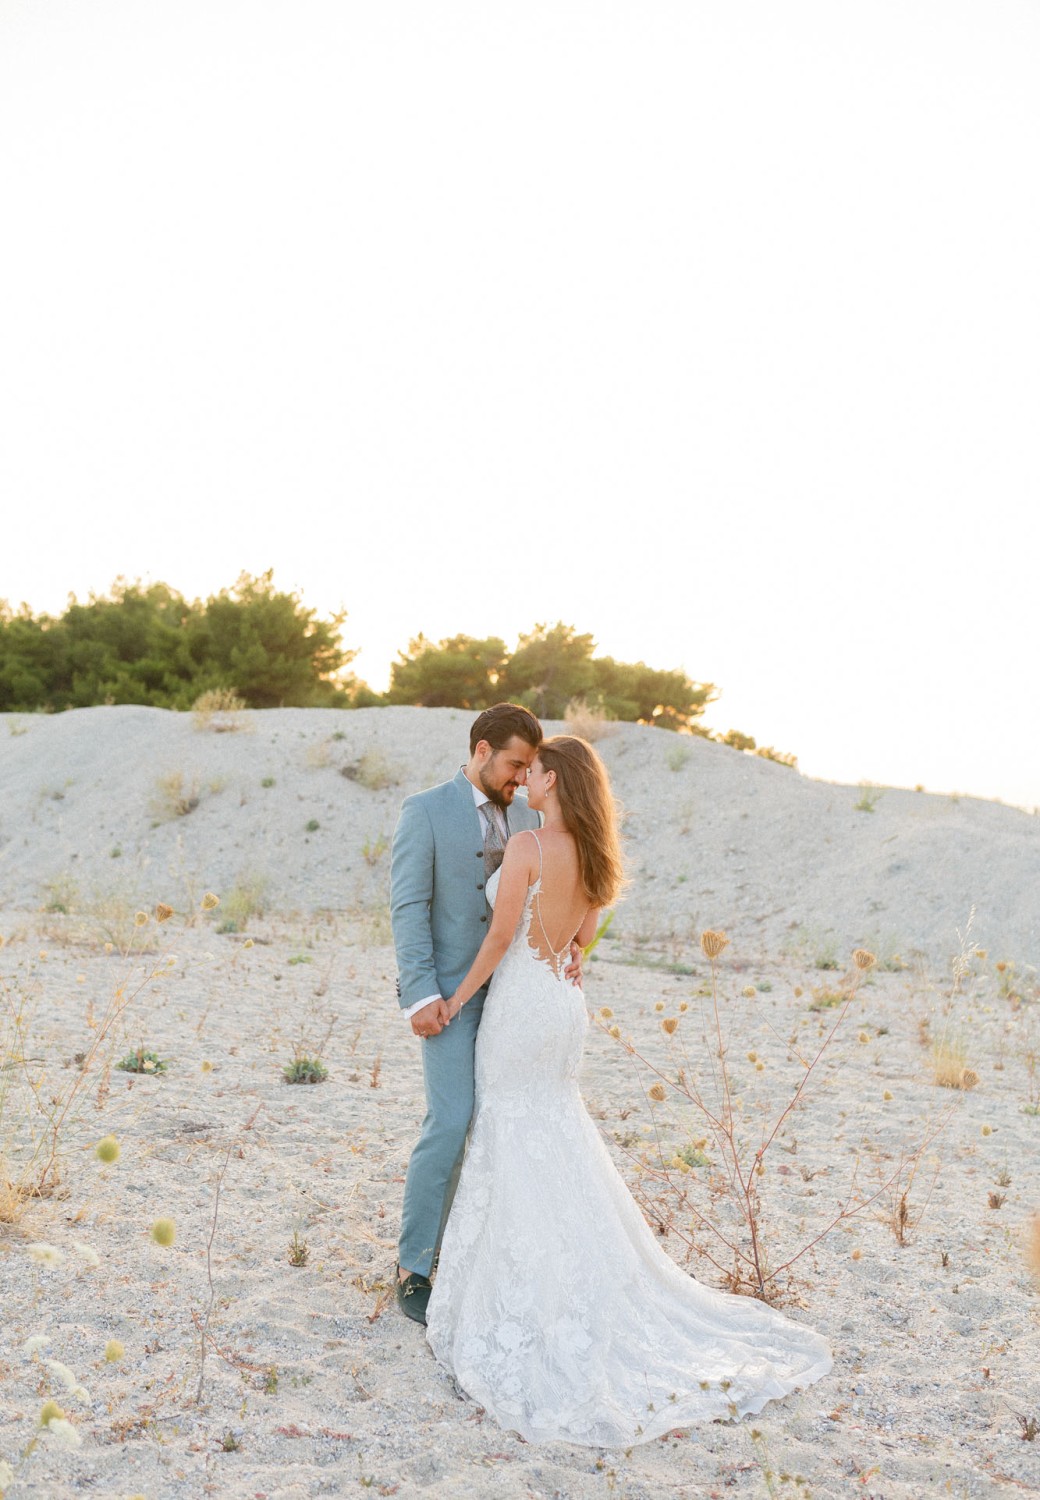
top-left (522, 829), bottom-right (589, 976)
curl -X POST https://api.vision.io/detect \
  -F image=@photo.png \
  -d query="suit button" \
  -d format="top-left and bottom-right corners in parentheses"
top-left (476, 882), bottom-right (484, 891)
top-left (480, 914), bottom-right (487, 923)
top-left (475, 850), bottom-right (483, 857)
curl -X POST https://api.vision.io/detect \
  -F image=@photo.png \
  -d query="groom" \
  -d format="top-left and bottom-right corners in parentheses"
top-left (391, 702), bottom-right (545, 1324)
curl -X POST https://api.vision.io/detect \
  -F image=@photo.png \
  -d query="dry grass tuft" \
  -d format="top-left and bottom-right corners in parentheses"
top-left (1025, 1215), bottom-right (1040, 1288)
top-left (217, 875), bottom-right (268, 933)
top-left (340, 749), bottom-right (401, 791)
top-left (563, 699), bottom-right (618, 743)
top-left (931, 1038), bottom-right (976, 1089)
top-left (149, 771), bottom-right (199, 821)
top-left (192, 688), bottom-right (249, 731)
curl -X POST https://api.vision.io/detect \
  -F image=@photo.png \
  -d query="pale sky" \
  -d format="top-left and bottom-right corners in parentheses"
top-left (2, 1), bottom-right (1038, 808)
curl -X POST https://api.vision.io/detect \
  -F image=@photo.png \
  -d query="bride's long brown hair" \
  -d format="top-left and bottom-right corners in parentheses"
top-left (537, 735), bottom-right (625, 909)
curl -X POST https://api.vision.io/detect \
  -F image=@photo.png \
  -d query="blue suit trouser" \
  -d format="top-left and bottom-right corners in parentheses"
top-left (398, 990), bottom-right (485, 1278)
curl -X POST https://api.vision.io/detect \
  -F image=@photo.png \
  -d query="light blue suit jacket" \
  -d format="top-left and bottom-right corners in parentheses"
top-left (391, 768), bottom-right (542, 1011)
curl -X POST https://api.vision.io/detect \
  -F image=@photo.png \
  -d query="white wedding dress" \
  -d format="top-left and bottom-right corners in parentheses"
top-left (425, 845), bottom-right (832, 1446)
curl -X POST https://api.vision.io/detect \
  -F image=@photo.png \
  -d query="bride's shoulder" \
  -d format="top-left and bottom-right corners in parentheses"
top-left (504, 827), bottom-right (541, 864)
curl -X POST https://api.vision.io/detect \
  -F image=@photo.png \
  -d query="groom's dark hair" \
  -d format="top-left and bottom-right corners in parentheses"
top-left (469, 703), bottom-right (542, 755)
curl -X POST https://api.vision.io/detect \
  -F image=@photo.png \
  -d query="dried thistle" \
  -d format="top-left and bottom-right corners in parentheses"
top-left (95, 1136), bottom-right (120, 1164)
top-left (960, 1067), bottom-right (980, 1090)
top-left (648, 1083), bottom-right (667, 1103)
top-left (661, 1018), bottom-right (679, 1036)
top-left (700, 930), bottom-right (729, 960)
top-left (201, 891), bottom-right (220, 911)
top-left (155, 903), bottom-right (174, 924)
top-left (852, 949), bottom-right (877, 971)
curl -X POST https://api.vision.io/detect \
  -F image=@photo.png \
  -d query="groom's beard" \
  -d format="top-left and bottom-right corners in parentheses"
top-left (479, 765), bottom-right (517, 808)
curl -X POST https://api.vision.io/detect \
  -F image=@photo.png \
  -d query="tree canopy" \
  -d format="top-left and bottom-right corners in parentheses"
top-left (389, 622), bottom-right (718, 732)
top-left (0, 589), bottom-right (795, 763)
top-left (0, 573), bottom-right (362, 711)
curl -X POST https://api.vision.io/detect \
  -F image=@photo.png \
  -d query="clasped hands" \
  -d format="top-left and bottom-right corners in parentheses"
top-left (409, 943), bottom-right (584, 1039)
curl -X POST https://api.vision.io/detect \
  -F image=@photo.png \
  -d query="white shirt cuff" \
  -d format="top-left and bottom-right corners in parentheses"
top-left (403, 993), bottom-right (442, 1020)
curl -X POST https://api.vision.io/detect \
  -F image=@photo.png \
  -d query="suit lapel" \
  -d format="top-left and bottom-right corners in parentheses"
top-left (453, 767), bottom-right (483, 844)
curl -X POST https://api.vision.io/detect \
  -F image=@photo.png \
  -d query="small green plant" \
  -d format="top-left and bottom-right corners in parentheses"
top-left (305, 819), bottom-right (320, 833)
top-left (676, 1142), bottom-right (710, 1168)
top-left (854, 783), bottom-right (883, 813)
top-left (808, 986), bottom-right (844, 1010)
top-left (264, 1367), bottom-right (278, 1394)
top-left (332, 730), bottom-right (346, 741)
top-left (583, 910), bottom-right (615, 958)
top-left (220, 1429), bottom-right (241, 1451)
top-left (362, 832), bottom-right (389, 866)
top-left (217, 875), bottom-right (268, 933)
top-left (1023, 1042), bottom-right (1040, 1115)
top-left (665, 742), bottom-right (691, 772)
top-left (116, 1048), bottom-right (168, 1075)
top-left (42, 874), bottom-right (78, 914)
top-left (287, 954), bottom-right (312, 966)
top-left (996, 960), bottom-right (1023, 1003)
top-left (283, 1055), bottom-right (328, 1085)
top-left (288, 1231), bottom-right (309, 1266)
top-left (340, 749), bottom-right (399, 791)
top-left (260, 776), bottom-right (275, 788)
top-left (1018, 1413), bottom-right (1038, 1441)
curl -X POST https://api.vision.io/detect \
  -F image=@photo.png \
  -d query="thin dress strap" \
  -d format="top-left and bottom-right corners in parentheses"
top-left (526, 827), bottom-right (544, 885)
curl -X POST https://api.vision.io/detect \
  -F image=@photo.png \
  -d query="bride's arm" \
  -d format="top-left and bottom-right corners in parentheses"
top-left (444, 834), bottom-right (537, 1019)
top-left (576, 907), bottom-right (600, 950)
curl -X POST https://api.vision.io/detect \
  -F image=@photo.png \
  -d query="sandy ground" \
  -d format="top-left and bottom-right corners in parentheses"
top-left (1, 708), bottom-right (1039, 1499)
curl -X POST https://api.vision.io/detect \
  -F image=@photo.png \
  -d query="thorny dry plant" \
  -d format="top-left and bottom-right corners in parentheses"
top-left (597, 934), bottom-right (955, 1301)
top-left (0, 894), bottom-right (223, 1222)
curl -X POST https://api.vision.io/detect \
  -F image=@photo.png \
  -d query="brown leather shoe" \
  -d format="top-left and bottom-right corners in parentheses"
top-left (395, 1264), bottom-right (432, 1326)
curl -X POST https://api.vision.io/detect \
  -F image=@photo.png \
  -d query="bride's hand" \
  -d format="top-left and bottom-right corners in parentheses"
top-left (563, 940), bottom-right (583, 987)
top-left (445, 993), bottom-right (464, 1021)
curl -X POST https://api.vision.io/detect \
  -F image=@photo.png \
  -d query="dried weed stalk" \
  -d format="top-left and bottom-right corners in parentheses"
top-left (598, 935), bottom-right (951, 1301)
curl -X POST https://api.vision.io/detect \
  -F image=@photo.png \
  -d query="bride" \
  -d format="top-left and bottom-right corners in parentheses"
top-left (425, 735), bottom-right (832, 1447)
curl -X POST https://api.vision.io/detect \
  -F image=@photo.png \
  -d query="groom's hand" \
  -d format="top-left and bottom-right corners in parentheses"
top-left (410, 998), bottom-right (450, 1039)
top-left (564, 940), bottom-right (584, 987)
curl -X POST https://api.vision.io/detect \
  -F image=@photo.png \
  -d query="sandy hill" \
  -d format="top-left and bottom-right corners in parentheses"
top-left (1, 705), bottom-right (1036, 971)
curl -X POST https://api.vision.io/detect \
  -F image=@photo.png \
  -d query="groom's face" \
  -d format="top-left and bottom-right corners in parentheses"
top-left (478, 735), bottom-right (538, 808)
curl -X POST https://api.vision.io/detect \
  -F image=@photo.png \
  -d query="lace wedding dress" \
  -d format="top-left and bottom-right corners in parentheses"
top-left (425, 842), bottom-right (832, 1446)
